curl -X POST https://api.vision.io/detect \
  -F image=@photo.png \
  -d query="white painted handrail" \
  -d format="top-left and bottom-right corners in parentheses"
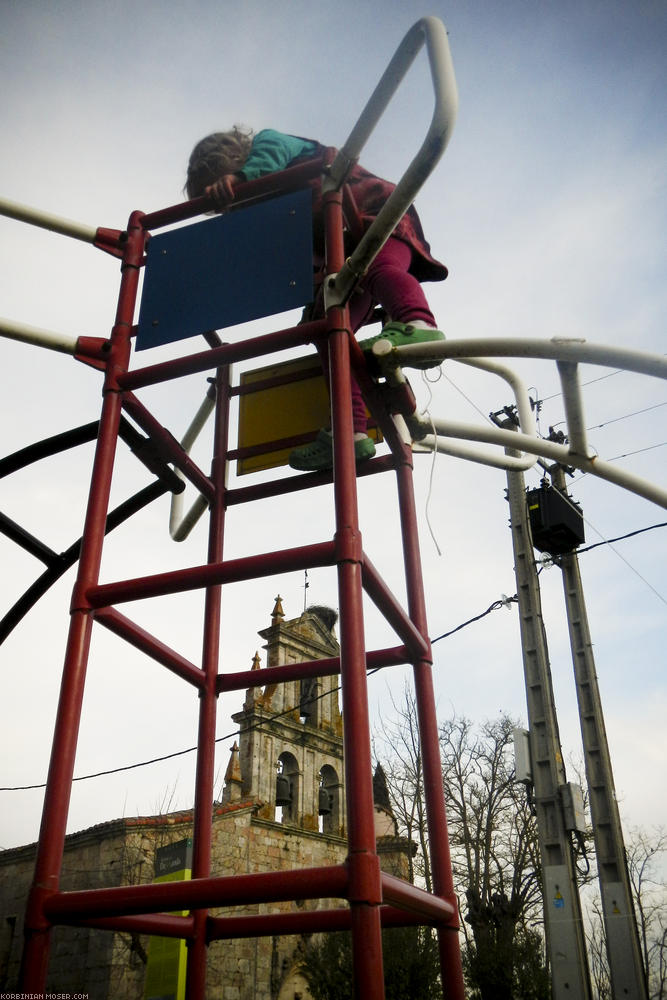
top-left (375, 336), bottom-right (667, 380)
top-left (383, 351), bottom-right (538, 472)
top-left (0, 196), bottom-right (98, 244)
top-left (327, 17), bottom-right (458, 304)
top-left (0, 316), bottom-right (79, 355)
top-left (370, 336), bottom-right (667, 508)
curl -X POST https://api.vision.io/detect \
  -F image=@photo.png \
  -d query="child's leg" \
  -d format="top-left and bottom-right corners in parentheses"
top-left (345, 238), bottom-right (440, 428)
top-left (351, 238), bottom-right (437, 328)
top-left (289, 240), bottom-right (440, 469)
top-left (313, 338), bottom-right (368, 434)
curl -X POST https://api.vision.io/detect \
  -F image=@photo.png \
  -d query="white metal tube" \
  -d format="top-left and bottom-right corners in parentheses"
top-left (419, 416), bottom-right (536, 457)
top-left (419, 419), bottom-right (666, 508)
top-left (169, 386), bottom-right (217, 541)
top-left (382, 346), bottom-right (537, 469)
top-left (414, 437), bottom-right (537, 472)
top-left (557, 361), bottom-right (591, 457)
top-left (180, 385), bottom-right (217, 453)
top-left (382, 337), bottom-right (667, 381)
top-left (170, 493), bottom-right (209, 543)
top-left (0, 196), bottom-right (98, 244)
top-left (455, 356), bottom-right (536, 438)
top-left (0, 316), bottom-right (78, 354)
top-left (330, 17), bottom-right (458, 301)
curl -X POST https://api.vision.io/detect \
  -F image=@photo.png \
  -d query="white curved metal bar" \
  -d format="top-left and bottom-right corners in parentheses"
top-left (0, 196), bottom-right (98, 244)
top-left (456, 355), bottom-right (536, 438)
top-left (557, 360), bottom-right (591, 457)
top-left (412, 436), bottom-right (538, 472)
top-left (379, 346), bottom-right (538, 472)
top-left (381, 336), bottom-right (667, 381)
top-left (170, 493), bottom-right (209, 543)
top-left (370, 336), bottom-right (667, 506)
top-left (169, 385), bottom-right (217, 542)
top-left (329, 17), bottom-right (458, 303)
top-left (0, 316), bottom-right (79, 355)
top-left (417, 410), bottom-right (666, 508)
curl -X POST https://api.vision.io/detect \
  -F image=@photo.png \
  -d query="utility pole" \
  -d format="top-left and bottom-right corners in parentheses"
top-left (549, 461), bottom-right (648, 999)
top-left (498, 414), bottom-right (592, 999)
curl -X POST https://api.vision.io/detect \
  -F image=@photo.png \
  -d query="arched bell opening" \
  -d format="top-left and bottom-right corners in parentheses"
top-left (318, 763), bottom-right (342, 835)
top-left (275, 751), bottom-right (300, 825)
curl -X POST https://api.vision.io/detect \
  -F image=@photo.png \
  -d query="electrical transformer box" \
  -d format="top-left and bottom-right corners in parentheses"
top-left (526, 483), bottom-right (585, 555)
top-left (560, 782), bottom-right (587, 833)
top-left (513, 727), bottom-right (532, 784)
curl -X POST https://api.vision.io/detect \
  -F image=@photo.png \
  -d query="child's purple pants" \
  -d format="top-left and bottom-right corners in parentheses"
top-left (320, 238), bottom-right (437, 433)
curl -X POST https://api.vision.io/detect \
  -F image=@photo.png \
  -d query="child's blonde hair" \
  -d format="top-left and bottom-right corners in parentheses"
top-left (185, 126), bottom-right (254, 199)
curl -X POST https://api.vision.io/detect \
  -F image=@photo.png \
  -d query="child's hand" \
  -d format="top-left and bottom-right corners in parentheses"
top-left (205, 174), bottom-right (240, 207)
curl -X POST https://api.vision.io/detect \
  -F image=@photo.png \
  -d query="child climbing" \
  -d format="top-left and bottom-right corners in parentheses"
top-left (185, 127), bottom-right (448, 472)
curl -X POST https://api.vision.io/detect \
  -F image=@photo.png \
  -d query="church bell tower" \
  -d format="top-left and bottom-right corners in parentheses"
top-left (227, 598), bottom-right (345, 836)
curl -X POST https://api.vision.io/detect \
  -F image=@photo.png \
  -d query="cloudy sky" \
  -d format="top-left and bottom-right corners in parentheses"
top-left (1, 0), bottom-right (665, 854)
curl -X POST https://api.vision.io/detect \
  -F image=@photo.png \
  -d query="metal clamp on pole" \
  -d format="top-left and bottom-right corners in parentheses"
top-left (325, 16), bottom-right (458, 308)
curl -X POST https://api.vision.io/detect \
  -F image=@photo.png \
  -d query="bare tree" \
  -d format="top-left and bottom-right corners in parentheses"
top-left (627, 827), bottom-right (667, 999)
top-left (439, 713), bottom-right (546, 999)
top-left (585, 894), bottom-right (612, 1000)
top-left (582, 826), bottom-right (666, 1000)
top-left (372, 685), bottom-right (432, 890)
top-left (374, 690), bottom-right (547, 999)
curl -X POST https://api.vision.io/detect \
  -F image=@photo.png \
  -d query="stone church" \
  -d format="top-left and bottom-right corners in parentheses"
top-left (0, 598), bottom-right (412, 999)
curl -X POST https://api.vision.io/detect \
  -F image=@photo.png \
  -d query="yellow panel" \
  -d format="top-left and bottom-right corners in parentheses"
top-left (143, 865), bottom-right (191, 1000)
top-left (237, 354), bottom-right (381, 475)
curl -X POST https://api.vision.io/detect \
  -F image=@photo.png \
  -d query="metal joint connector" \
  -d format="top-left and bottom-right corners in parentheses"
top-left (334, 526), bottom-right (363, 564)
top-left (347, 851), bottom-right (382, 905)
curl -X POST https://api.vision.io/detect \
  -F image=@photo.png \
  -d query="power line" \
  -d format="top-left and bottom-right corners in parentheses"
top-left (0, 592), bottom-right (518, 793)
top-left (430, 595), bottom-right (517, 643)
top-left (585, 400), bottom-right (667, 431)
top-left (576, 521), bottom-right (667, 555)
top-left (540, 368), bottom-right (625, 403)
top-left (580, 516), bottom-right (667, 606)
top-left (2, 520), bottom-right (664, 793)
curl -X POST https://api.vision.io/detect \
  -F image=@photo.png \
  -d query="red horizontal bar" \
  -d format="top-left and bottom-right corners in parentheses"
top-left (86, 540), bottom-right (336, 607)
top-left (362, 554), bottom-right (430, 660)
top-left (59, 902), bottom-right (435, 945)
top-left (141, 155), bottom-right (328, 231)
top-left (44, 865), bottom-right (349, 920)
top-left (94, 607), bottom-right (205, 689)
top-left (232, 361), bottom-right (321, 399)
top-left (206, 903), bottom-right (438, 942)
top-left (380, 873), bottom-right (456, 924)
top-left (58, 912), bottom-right (194, 939)
top-left (216, 643), bottom-right (411, 695)
top-left (217, 652), bottom-right (341, 694)
top-left (225, 453), bottom-right (394, 508)
top-left (120, 321), bottom-right (327, 392)
top-left (121, 393), bottom-right (215, 502)
top-left (228, 431), bottom-right (315, 463)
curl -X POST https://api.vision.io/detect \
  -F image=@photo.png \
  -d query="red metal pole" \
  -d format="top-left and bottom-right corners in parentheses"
top-left (394, 451), bottom-right (465, 1000)
top-left (93, 606), bottom-right (205, 689)
top-left (323, 185), bottom-right (386, 1000)
top-left (186, 364), bottom-right (230, 1000)
top-left (19, 211), bottom-right (146, 990)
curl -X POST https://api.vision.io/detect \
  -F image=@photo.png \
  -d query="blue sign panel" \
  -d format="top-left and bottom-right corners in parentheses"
top-left (136, 189), bottom-right (313, 351)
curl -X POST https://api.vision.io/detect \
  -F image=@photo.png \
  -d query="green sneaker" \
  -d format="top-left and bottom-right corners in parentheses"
top-left (358, 321), bottom-right (445, 370)
top-left (289, 429), bottom-right (375, 472)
